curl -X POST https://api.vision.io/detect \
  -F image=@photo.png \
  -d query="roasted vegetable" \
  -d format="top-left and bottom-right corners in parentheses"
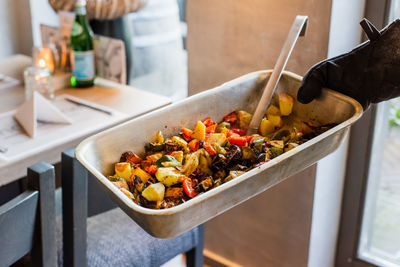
top-left (213, 143), bottom-right (227, 155)
top-left (115, 162), bottom-right (132, 181)
top-left (199, 177), bottom-right (213, 191)
top-left (278, 93), bottom-right (294, 116)
top-left (269, 140), bottom-right (284, 149)
top-left (222, 112), bottom-right (238, 124)
top-left (237, 110), bottom-right (253, 128)
top-left (207, 133), bottom-right (227, 146)
top-left (120, 188), bottom-right (135, 200)
top-left (165, 187), bottom-right (184, 199)
top-left (267, 114), bottom-right (283, 127)
top-left (181, 127), bottom-right (193, 141)
top-left (191, 121), bottom-right (206, 140)
top-left (181, 152), bottom-right (200, 176)
top-left (182, 178), bottom-right (198, 198)
top-left (242, 146), bottom-right (256, 161)
top-left (285, 143), bottom-right (299, 152)
top-left (120, 151), bottom-right (142, 165)
top-left (259, 118), bottom-right (275, 136)
top-left (266, 105), bottom-right (281, 116)
top-left (270, 147), bottom-right (284, 158)
top-left (156, 167), bottom-right (184, 186)
top-left (216, 122), bottom-right (230, 132)
top-left (224, 171), bottom-right (245, 182)
top-left (145, 143), bottom-right (166, 152)
top-left (146, 152), bottom-right (164, 163)
top-left (169, 151), bottom-right (184, 164)
top-left (142, 183), bottom-right (165, 201)
top-left (111, 178), bottom-right (129, 191)
top-left (156, 155), bottom-right (181, 167)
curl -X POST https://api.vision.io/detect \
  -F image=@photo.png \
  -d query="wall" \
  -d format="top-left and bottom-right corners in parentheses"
top-left (187, 1), bottom-right (332, 266)
top-left (29, 0), bottom-right (59, 46)
top-left (308, 1), bottom-right (366, 267)
top-left (187, 0), bottom-right (332, 95)
top-left (0, 0), bottom-right (33, 59)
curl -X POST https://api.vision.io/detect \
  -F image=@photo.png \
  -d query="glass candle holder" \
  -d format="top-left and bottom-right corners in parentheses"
top-left (32, 47), bottom-right (55, 73)
top-left (24, 67), bottom-right (55, 100)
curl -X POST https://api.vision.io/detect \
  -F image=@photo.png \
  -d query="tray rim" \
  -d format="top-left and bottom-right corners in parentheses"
top-left (75, 70), bottom-right (363, 216)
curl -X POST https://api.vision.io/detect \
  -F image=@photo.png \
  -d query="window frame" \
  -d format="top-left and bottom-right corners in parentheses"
top-left (335, 1), bottom-right (392, 266)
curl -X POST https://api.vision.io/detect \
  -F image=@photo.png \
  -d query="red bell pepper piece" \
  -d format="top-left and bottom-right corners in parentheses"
top-left (183, 178), bottom-right (198, 198)
top-left (188, 139), bottom-right (199, 152)
top-left (227, 136), bottom-right (247, 146)
top-left (181, 127), bottom-right (193, 141)
top-left (206, 123), bottom-right (217, 134)
top-left (246, 135), bottom-right (254, 143)
top-left (203, 142), bottom-right (216, 156)
top-left (145, 165), bottom-right (158, 175)
top-left (202, 117), bottom-right (214, 127)
top-left (223, 112), bottom-right (238, 124)
top-left (229, 128), bottom-right (247, 136)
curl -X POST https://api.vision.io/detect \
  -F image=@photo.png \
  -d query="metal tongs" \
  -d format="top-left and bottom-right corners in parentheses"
top-left (247, 15), bottom-right (308, 135)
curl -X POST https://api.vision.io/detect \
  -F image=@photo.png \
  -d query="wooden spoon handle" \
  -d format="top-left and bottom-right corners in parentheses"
top-left (247, 15), bottom-right (308, 135)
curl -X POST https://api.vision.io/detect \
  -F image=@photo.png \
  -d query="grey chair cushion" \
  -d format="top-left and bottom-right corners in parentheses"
top-left (86, 208), bottom-right (199, 267)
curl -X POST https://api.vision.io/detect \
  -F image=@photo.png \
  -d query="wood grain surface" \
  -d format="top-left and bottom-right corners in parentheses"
top-left (187, 0), bottom-right (332, 95)
top-left (187, 1), bottom-right (332, 266)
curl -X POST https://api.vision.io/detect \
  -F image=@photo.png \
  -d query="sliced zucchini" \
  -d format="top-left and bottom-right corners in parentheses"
top-left (156, 155), bottom-right (182, 167)
top-left (156, 167), bottom-right (183, 186)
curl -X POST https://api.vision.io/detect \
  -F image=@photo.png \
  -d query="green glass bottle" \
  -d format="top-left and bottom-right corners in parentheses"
top-left (70, 0), bottom-right (95, 87)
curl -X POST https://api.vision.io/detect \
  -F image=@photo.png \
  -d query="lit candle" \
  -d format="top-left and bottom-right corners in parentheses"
top-left (33, 47), bottom-right (55, 73)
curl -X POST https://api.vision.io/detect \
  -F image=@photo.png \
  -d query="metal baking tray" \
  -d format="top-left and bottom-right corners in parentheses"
top-left (76, 70), bottom-right (363, 238)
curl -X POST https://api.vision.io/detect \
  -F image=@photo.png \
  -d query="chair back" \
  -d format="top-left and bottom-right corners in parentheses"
top-left (0, 162), bottom-right (56, 267)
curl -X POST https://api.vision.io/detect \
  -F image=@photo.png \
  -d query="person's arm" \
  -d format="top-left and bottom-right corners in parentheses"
top-left (297, 18), bottom-right (400, 109)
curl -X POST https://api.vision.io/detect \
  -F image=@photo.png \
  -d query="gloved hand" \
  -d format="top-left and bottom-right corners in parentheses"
top-left (297, 18), bottom-right (400, 109)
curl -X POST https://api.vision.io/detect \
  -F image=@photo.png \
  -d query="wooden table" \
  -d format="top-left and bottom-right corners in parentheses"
top-left (0, 56), bottom-right (171, 185)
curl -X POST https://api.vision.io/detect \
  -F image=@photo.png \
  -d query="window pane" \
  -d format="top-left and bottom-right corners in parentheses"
top-left (358, 99), bottom-right (400, 267)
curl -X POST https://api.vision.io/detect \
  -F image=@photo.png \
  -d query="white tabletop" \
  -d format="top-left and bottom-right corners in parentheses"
top-left (0, 72), bottom-right (171, 185)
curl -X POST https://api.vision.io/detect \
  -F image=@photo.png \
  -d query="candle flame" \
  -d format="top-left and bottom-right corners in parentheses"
top-left (38, 59), bottom-right (46, 68)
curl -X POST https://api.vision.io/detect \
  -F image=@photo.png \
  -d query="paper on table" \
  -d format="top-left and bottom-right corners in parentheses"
top-left (0, 75), bottom-right (20, 90)
top-left (0, 94), bottom-right (126, 162)
top-left (14, 92), bottom-right (72, 137)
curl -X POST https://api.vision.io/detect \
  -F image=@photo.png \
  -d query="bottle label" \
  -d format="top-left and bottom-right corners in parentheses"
top-left (72, 51), bottom-right (94, 81)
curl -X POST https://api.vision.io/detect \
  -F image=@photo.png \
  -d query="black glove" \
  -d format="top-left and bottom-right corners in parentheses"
top-left (297, 18), bottom-right (400, 109)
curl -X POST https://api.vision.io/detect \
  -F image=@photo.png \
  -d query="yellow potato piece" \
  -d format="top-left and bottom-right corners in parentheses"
top-left (278, 93), bottom-right (294, 116)
top-left (142, 183), bottom-right (165, 201)
top-left (220, 127), bottom-right (230, 136)
top-left (191, 121), bottom-right (206, 140)
top-left (266, 105), bottom-right (281, 116)
top-left (237, 110), bottom-right (253, 128)
top-left (259, 118), bottom-right (275, 136)
top-left (267, 114), bottom-right (283, 127)
top-left (115, 162), bottom-right (132, 181)
top-left (207, 133), bottom-right (227, 146)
